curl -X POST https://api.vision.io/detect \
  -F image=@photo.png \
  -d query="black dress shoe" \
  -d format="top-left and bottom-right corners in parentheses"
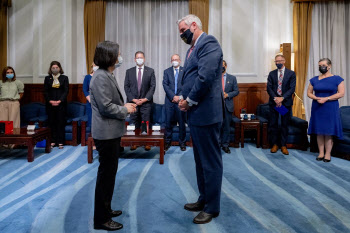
top-left (316, 156), bottom-right (324, 161)
top-left (222, 147), bottom-right (231, 154)
top-left (184, 201), bottom-right (204, 212)
top-left (109, 210), bottom-right (122, 217)
top-left (165, 143), bottom-right (171, 151)
top-left (323, 158), bottom-right (331, 162)
top-left (180, 144), bottom-right (186, 151)
top-left (94, 219), bottom-right (123, 231)
top-left (193, 211), bottom-right (219, 224)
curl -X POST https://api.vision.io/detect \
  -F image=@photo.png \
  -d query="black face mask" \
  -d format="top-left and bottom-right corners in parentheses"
top-left (180, 29), bottom-right (193, 45)
top-left (276, 63), bottom-right (283, 69)
top-left (319, 66), bottom-right (328, 74)
top-left (222, 67), bottom-right (226, 73)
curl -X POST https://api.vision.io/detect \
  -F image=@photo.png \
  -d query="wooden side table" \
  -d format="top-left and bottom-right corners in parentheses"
top-left (240, 119), bottom-right (260, 148)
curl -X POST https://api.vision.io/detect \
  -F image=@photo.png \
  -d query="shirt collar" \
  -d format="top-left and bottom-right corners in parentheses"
top-left (137, 65), bottom-right (144, 70)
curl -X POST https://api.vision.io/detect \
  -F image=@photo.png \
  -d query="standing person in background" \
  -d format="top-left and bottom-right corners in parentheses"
top-left (267, 54), bottom-right (296, 155)
top-left (44, 61), bottom-right (69, 149)
top-left (162, 54), bottom-right (186, 151)
top-left (177, 14), bottom-right (224, 224)
top-left (90, 41), bottom-right (136, 231)
top-left (124, 51), bottom-right (156, 150)
top-left (83, 63), bottom-right (99, 128)
top-left (220, 60), bottom-right (239, 154)
top-left (0, 66), bottom-right (24, 130)
top-left (307, 58), bottom-right (345, 162)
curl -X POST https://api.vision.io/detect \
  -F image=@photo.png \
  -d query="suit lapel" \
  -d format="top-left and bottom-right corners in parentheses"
top-left (178, 67), bottom-right (184, 86)
top-left (141, 67), bottom-right (148, 92)
top-left (224, 75), bottom-right (230, 92)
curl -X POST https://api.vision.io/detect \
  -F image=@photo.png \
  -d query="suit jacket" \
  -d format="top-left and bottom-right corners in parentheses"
top-left (124, 66), bottom-right (156, 103)
top-left (43, 74), bottom-right (69, 104)
top-left (267, 68), bottom-right (296, 107)
top-left (90, 69), bottom-right (128, 140)
top-left (223, 73), bottom-right (239, 113)
top-left (181, 33), bottom-right (224, 126)
top-left (162, 66), bottom-right (184, 104)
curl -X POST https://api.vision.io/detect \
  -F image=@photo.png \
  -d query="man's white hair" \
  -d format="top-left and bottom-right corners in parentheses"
top-left (177, 14), bottom-right (202, 30)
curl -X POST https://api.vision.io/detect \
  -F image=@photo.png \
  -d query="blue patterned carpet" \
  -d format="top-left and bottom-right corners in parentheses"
top-left (1, 144), bottom-right (350, 233)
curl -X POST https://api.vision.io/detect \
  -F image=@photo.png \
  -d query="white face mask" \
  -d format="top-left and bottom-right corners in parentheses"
top-left (136, 58), bottom-right (144, 66)
top-left (115, 55), bottom-right (123, 68)
top-left (172, 61), bottom-right (179, 67)
top-left (92, 66), bottom-right (99, 72)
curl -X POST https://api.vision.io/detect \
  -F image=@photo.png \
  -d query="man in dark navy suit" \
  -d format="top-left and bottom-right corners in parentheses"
top-left (267, 54), bottom-right (296, 155)
top-left (177, 14), bottom-right (224, 224)
top-left (124, 51), bottom-right (156, 150)
top-left (220, 60), bottom-right (239, 154)
top-left (162, 54), bottom-right (186, 151)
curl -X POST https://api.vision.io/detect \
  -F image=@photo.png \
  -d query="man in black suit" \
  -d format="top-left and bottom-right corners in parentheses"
top-left (162, 54), bottom-right (186, 151)
top-left (220, 60), bottom-right (239, 154)
top-left (124, 51), bottom-right (156, 129)
top-left (267, 54), bottom-right (296, 155)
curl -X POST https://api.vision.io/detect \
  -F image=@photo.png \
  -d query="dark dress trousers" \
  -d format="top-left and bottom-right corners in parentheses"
top-left (89, 69), bottom-right (128, 225)
top-left (181, 33), bottom-right (224, 214)
top-left (43, 74), bottom-right (69, 145)
top-left (162, 66), bottom-right (186, 145)
top-left (220, 73), bottom-right (239, 147)
top-left (266, 68), bottom-right (296, 146)
top-left (124, 66), bottom-right (156, 128)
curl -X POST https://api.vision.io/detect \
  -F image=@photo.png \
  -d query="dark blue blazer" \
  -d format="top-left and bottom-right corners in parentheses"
top-left (224, 74), bottom-right (239, 113)
top-left (267, 68), bottom-right (296, 107)
top-left (124, 66), bottom-right (156, 103)
top-left (181, 33), bottom-right (224, 126)
top-left (162, 66), bottom-right (184, 104)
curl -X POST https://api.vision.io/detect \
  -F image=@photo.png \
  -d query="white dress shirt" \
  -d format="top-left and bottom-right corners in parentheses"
top-left (136, 65), bottom-right (145, 81)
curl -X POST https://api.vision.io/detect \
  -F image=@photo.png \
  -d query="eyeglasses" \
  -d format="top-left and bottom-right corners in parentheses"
top-left (275, 60), bottom-right (285, 63)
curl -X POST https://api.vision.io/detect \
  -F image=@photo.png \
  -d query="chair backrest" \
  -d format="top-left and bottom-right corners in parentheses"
top-left (152, 103), bottom-right (165, 126)
top-left (20, 102), bottom-right (46, 122)
top-left (256, 103), bottom-right (270, 119)
top-left (340, 106), bottom-right (350, 131)
top-left (66, 102), bottom-right (86, 119)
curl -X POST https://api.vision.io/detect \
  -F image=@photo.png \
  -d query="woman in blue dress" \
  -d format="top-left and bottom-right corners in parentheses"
top-left (307, 58), bottom-right (345, 162)
top-left (83, 63), bottom-right (98, 127)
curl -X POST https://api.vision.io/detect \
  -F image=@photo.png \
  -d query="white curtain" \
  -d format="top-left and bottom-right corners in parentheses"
top-left (304, 1), bottom-right (350, 121)
top-left (105, 0), bottom-right (189, 104)
top-left (208, 0), bottom-right (293, 83)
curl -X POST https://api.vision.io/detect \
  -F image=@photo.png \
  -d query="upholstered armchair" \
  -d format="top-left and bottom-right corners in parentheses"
top-left (332, 106), bottom-right (350, 158)
top-left (20, 102), bottom-right (48, 127)
top-left (65, 102), bottom-right (85, 146)
top-left (256, 103), bottom-right (309, 150)
top-left (229, 116), bottom-right (241, 148)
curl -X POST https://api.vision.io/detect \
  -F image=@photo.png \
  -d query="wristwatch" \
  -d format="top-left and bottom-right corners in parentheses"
top-left (187, 101), bottom-right (193, 107)
top-left (327, 97), bottom-right (330, 101)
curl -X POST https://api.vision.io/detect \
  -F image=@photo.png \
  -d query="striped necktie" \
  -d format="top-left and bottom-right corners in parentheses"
top-left (277, 70), bottom-right (283, 96)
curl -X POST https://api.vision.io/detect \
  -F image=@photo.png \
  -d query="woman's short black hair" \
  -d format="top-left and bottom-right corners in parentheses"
top-left (93, 41), bottom-right (119, 69)
top-left (319, 58), bottom-right (332, 66)
top-left (48, 61), bottom-right (64, 75)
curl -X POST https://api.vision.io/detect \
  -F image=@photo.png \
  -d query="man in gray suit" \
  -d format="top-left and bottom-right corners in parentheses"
top-left (90, 41), bottom-right (136, 231)
top-left (124, 51), bottom-right (156, 129)
top-left (220, 60), bottom-right (239, 154)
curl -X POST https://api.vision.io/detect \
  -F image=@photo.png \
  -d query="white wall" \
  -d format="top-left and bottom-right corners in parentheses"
top-left (209, 0), bottom-right (293, 83)
top-left (7, 0), bottom-right (86, 84)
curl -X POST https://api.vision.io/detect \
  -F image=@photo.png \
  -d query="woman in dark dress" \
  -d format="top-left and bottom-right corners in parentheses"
top-left (44, 61), bottom-right (69, 149)
top-left (307, 58), bottom-right (345, 162)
